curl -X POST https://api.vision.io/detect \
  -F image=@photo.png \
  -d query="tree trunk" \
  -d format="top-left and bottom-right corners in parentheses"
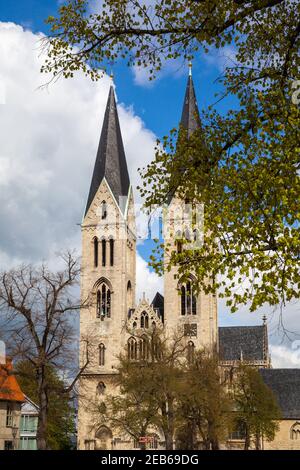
top-left (161, 399), bottom-right (174, 450)
top-left (165, 433), bottom-right (174, 450)
top-left (36, 366), bottom-right (48, 450)
top-left (211, 438), bottom-right (219, 450)
top-left (244, 429), bottom-right (250, 451)
top-left (203, 438), bottom-right (210, 450)
top-left (255, 432), bottom-right (261, 450)
top-left (208, 421), bottom-right (219, 450)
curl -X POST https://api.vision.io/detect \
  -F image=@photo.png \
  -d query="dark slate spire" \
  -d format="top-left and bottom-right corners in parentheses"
top-left (180, 64), bottom-right (201, 137)
top-left (85, 85), bottom-right (130, 216)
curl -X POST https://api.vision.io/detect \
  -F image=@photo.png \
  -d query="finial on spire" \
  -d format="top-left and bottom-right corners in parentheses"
top-left (262, 315), bottom-right (267, 325)
top-left (188, 61), bottom-right (192, 77)
top-left (110, 70), bottom-right (114, 82)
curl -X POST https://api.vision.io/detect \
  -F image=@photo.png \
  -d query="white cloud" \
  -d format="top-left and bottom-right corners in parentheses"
top-left (136, 253), bottom-right (162, 303)
top-left (202, 45), bottom-right (238, 72)
top-left (133, 58), bottom-right (187, 87)
top-left (0, 22), bottom-right (156, 273)
top-left (270, 344), bottom-right (300, 369)
top-left (0, 22), bottom-right (298, 367)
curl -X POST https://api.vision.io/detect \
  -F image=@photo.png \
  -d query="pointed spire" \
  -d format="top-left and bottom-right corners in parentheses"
top-left (180, 66), bottom-right (201, 137)
top-left (85, 85), bottom-right (130, 216)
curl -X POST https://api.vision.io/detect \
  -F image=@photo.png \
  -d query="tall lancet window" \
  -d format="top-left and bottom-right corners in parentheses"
top-left (139, 335), bottom-right (149, 361)
top-left (96, 283), bottom-right (111, 319)
top-left (187, 341), bottom-right (195, 364)
top-left (181, 285), bottom-right (186, 316)
top-left (140, 311), bottom-right (149, 329)
top-left (180, 279), bottom-right (197, 316)
top-left (101, 201), bottom-right (107, 220)
top-left (109, 239), bottom-right (114, 266)
top-left (99, 343), bottom-right (105, 366)
top-left (102, 239), bottom-right (106, 266)
top-left (128, 337), bottom-right (138, 361)
top-left (93, 237), bottom-right (99, 267)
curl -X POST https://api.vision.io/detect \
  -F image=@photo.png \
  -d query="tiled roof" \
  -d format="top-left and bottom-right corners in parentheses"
top-left (219, 326), bottom-right (266, 362)
top-left (0, 360), bottom-right (25, 402)
top-left (180, 75), bottom-right (201, 137)
top-left (260, 369), bottom-right (300, 419)
top-left (85, 85), bottom-right (130, 216)
top-left (151, 292), bottom-right (164, 322)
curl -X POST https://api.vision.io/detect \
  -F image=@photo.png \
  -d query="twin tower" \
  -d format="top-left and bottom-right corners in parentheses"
top-left (78, 73), bottom-right (218, 450)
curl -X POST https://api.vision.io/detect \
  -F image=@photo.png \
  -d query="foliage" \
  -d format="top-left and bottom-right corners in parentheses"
top-left (16, 360), bottom-right (76, 450)
top-left (178, 350), bottom-right (233, 449)
top-left (42, 0), bottom-right (300, 312)
top-left (94, 329), bottom-right (185, 450)
top-left (233, 365), bottom-right (281, 450)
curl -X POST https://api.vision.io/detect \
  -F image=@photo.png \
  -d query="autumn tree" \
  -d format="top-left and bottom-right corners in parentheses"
top-left (16, 360), bottom-right (76, 450)
top-left (42, 0), bottom-right (299, 313)
top-left (0, 252), bottom-right (89, 450)
top-left (233, 365), bottom-right (281, 450)
top-left (178, 350), bottom-right (233, 450)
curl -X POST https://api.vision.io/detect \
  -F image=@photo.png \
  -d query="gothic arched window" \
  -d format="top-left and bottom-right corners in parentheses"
top-left (99, 343), bottom-right (105, 366)
top-left (127, 281), bottom-right (133, 310)
top-left (101, 200), bottom-right (107, 220)
top-left (102, 239), bottom-right (106, 266)
top-left (176, 240), bottom-right (183, 254)
top-left (96, 283), bottom-right (111, 319)
top-left (181, 286), bottom-right (186, 316)
top-left (109, 239), bottom-right (114, 266)
top-left (291, 422), bottom-right (300, 440)
top-left (187, 341), bottom-right (195, 364)
top-left (141, 311), bottom-right (149, 329)
top-left (180, 279), bottom-right (197, 316)
top-left (93, 237), bottom-right (99, 267)
top-left (128, 337), bottom-right (138, 360)
top-left (97, 381), bottom-right (106, 395)
top-left (95, 425), bottom-right (112, 450)
top-left (139, 335), bottom-right (149, 361)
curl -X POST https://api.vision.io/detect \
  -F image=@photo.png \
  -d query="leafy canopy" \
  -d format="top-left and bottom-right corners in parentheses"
top-left (43, 1), bottom-right (300, 311)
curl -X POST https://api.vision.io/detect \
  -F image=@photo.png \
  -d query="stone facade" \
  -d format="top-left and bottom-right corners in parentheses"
top-left (264, 421), bottom-right (300, 450)
top-left (164, 195), bottom-right (218, 352)
top-left (77, 176), bottom-right (136, 450)
top-left (77, 78), bottom-right (300, 451)
top-left (77, 78), bottom-right (219, 450)
top-left (0, 401), bottom-right (22, 450)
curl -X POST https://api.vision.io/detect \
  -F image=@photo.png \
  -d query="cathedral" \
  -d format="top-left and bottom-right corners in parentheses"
top-left (77, 71), bottom-right (300, 451)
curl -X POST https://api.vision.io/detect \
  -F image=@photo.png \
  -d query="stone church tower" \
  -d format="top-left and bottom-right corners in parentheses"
top-left (77, 72), bottom-right (217, 450)
top-left (163, 69), bottom-right (218, 353)
top-left (77, 83), bottom-right (136, 450)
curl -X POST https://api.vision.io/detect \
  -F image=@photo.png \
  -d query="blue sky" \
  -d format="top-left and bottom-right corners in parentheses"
top-left (0, 0), bottom-right (231, 137)
top-left (0, 1), bottom-right (230, 263)
top-left (0, 0), bottom-right (299, 366)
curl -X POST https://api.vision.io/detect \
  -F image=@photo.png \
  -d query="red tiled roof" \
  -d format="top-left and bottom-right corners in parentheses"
top-left (0, 359), bottom-right (25, 402)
